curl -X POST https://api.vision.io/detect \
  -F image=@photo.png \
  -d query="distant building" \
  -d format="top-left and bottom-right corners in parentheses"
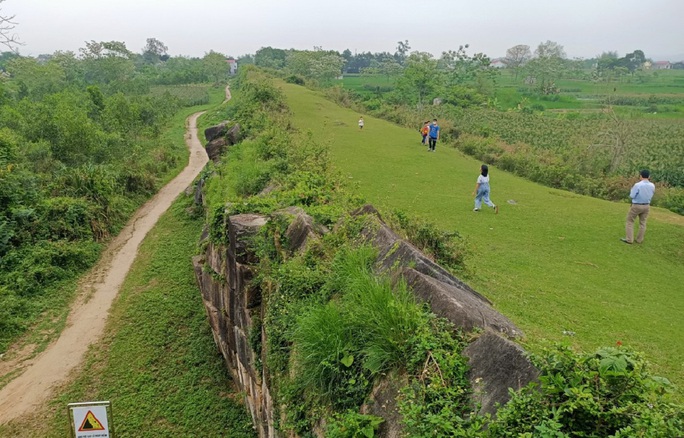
top-left (226, 58), bottom-right (238, 75)
top-left (652, 61), bottom-right (671, 70)
top-left (672, 62), bottom-right (684, 70)
top-left (490, 58), bottom-right (508, 69)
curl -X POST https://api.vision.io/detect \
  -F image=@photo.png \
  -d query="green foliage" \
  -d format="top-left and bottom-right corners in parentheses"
top-left (285, 74), bottom-right (306, 85)
top-left (0, 43), bottom-right (221, 351)
top-left (326, 411), bottom-right (384, 438)
top-left (489, 345), bottom-right (684, 437)
top-left (0, 196), bottom-right (256, 437)
top-left (397, 318), bottom-right (480, 437)
top-left (0, 240), bottom-right (100, 350)
top-left (388, 210), bottom-right (470, 273)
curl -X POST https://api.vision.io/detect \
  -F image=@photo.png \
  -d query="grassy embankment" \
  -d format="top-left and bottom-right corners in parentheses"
top-left (280, 82), bottom-right (684, 394)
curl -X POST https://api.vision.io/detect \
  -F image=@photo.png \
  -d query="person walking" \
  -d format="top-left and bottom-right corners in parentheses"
top-left (427, 119), bottom-right (440, 152)
top-left (358, 116), bottom-right (364, 130)
top-left (420, 121), bottom-right (430, 146)
top-left (473, 164), bottom-right (498, 214)
top-left (621, 169), bottom-right (655, 244)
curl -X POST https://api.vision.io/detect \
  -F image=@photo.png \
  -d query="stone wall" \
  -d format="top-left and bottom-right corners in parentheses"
top-left (193, 205), bottom-right (539, 437)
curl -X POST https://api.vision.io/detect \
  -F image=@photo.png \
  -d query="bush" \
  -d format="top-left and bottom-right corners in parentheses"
top-left (489, 345), bottom-right (684, 437)
top-left (388, 210), bottom-right (470, 272)
top-left (38, 196), bottom-right (95, 241)
top-left (285, 74), bottom-right (305, 85)
top-left (326, 411), bottom-right (384, 438)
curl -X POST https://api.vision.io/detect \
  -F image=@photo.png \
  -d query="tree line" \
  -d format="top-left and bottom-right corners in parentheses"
top-left (0, 37), bottom-right (229, 351)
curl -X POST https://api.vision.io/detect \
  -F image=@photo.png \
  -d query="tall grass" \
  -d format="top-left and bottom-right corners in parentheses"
top-left (292, 246), bottom-right (426, 405)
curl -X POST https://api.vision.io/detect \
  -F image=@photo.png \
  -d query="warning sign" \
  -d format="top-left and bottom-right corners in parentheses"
top-left (69, 402), bottom-right (111, 438)
top-left (78, 410), bottom-right (105, 431)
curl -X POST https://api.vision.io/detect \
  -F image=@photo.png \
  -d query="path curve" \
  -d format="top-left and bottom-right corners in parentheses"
top-left (0, 111), bottom-right (209, 424)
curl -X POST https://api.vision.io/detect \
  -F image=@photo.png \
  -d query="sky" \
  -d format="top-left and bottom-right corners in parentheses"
top-left (4, 0), bottom-right (684, 61)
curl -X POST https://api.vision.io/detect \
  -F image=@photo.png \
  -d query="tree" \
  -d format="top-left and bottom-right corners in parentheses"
top-left (597, 51), bottom-right (620, 71)
top-left (396, 52), bottom-right (441, 106)
top-left (237, 54), bottom-right (254, 65)
top-left (379, 58), bottom-right (402, 82)
top-left (621, 50), bottom-right (646, 72)
top-left (286, 50), bottom-right (344, 84)
top-left (526, 41), bottom-right (567, 94)
top-left (505, 44), bottom-right (531, 78)
top-left (254, 46), bottom-right (287, 70)
top-left (535, 40), bottom-right (566, 59)
top-left (79, 40), bottom-right (135, 85)
top-left (202, 50), bottom-right (229, 84)
top-left (0, 0), bottom-right (20, 50)
top-left (395, 40), bottom-right (411, 65)
top-left (142, 38), bottom-right (168, 64)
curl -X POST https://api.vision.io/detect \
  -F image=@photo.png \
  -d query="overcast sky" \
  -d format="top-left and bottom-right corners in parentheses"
top-left (5, 0), bottom-right (684, 61)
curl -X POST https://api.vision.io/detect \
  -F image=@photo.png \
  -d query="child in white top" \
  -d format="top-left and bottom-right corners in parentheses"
top-left (473, 164), bottom-right (498, 213)
top-left (358, 117), bottom-right (364, 130)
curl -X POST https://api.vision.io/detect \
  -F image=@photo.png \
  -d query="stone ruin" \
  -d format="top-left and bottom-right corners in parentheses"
top-left (204, 121), bottom-right (241, 163)
top-left (192, 204), bottom-right (539, 437)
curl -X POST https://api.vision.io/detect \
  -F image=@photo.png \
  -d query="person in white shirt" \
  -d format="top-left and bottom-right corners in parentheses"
top-left (358, 117), bottom-right (364, 130)
top-left (473, 164), bottom-right (498, 214)
top-left (621, 169), bottom-right (656, 244)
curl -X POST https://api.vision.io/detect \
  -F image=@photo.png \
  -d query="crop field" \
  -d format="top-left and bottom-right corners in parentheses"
top-left (280, 81), bottom-right (684, 396)
top-left (343, 69), bottom-right (684, 115)
top-left (341, 69), bottom-right (684, 213)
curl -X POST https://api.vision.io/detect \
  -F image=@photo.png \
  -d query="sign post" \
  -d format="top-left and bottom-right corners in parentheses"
top-left (67, 401), bottom-right (113, 438)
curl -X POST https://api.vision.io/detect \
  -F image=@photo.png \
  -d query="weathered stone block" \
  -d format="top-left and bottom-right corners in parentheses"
top-left (354, 212), bottom-right (491, 305)
top-left (205, 241), bottom-right (226, 275)
top-left (226, 123), bottom-right (241, 145)
top-left (464, 331), bottom-right (539, 415)
top-left (402, 268), bottom-right (522, 338)
top-left (228, 214), bottom-right (269, 266)
top-left (206, 137), bottom-right (228, 162)
top-left (204, 121), bottom-right (229, 141)
top-left (284, 211), bottom-right (328, 254)
top-left (361, 373), bottom-right (407, 438)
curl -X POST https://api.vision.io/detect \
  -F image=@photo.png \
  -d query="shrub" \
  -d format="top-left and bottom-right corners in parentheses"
top-left (489, 345), bottom-right (684, 437)
top-left (388, 210), bottom-right (470, 272)
top-left (285, 74), bottom-right (305, 85)
top-left (326, 411), bottom-right (384, 438)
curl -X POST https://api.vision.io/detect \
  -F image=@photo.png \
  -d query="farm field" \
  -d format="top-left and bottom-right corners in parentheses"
top-left (343, 69), bottom-right (684, 114)
top-left (280, 82), bottom-right (684, 395)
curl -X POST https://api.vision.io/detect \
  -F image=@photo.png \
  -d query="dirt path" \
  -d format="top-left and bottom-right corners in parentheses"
top-left (0, 112), bottom-right (209, 425)
top-left (224, 84), bottom-right (231, 103)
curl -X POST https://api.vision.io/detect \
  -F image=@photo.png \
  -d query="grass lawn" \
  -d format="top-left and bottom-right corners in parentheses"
top-left (280, 82), bottom-right (684, 396)
top-left (0, 196), bottom-right (255, 438)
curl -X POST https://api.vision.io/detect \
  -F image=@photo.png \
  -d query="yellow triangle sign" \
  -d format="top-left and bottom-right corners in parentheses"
top-left (78, 410), bottom-right (105, 431)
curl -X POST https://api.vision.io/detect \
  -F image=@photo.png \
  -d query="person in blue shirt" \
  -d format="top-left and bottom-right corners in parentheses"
top-left (621, 169), bottom-right (656, 244)
top-left (427, 119), bottom-right (440, 152)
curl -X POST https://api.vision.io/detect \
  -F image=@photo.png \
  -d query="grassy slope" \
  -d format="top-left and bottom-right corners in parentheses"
top-left (0, 196), bottom-right (255, 438)
top-left (280, 82), bottom-right (684, 393)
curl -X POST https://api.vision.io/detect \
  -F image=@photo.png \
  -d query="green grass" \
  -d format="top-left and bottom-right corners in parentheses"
top-left (279, 82), bottom-right (684, 396)
top-left (341, 74), bottom-right (396, 97)
top-left (0, 195), bottom-right (255, 438)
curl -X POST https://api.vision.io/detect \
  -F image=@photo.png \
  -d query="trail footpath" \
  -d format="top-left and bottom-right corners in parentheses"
top-left (0, 110), bottom-right (210, 425)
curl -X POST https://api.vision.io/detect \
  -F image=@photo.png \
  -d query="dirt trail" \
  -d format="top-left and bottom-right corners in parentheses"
top-left (0, 111), bottom-right (209, 425)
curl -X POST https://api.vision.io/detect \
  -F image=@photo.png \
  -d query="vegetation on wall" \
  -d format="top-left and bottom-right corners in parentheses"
top-left (199, 66), bottom-right (684, 436)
